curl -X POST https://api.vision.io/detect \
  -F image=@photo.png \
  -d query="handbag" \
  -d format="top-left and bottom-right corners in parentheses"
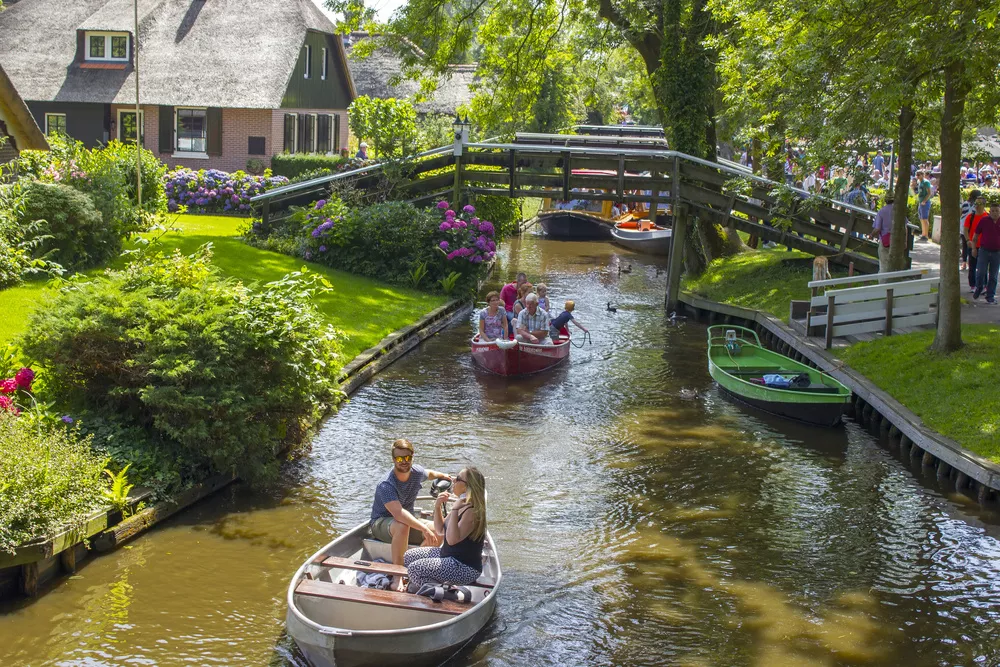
top-left (881, 233), bottom-right (890, 248)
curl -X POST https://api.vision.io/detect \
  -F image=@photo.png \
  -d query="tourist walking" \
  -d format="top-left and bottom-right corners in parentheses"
top-left (972, 202), bottom-right (1000, 304)
top-left (964, 198), bottom-right (990, 291)
top-left (872, 196), bottom-right (894, 275)
top-left (916, 170), bottom-right (932, 241)
top-left (960, 189), bottom-right (981, 271)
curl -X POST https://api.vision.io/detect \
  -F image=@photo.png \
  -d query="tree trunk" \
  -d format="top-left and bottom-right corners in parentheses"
top-left (889, 104), bottom-right (915, 271)
top-left (931, 61), bottom-right (967, 353)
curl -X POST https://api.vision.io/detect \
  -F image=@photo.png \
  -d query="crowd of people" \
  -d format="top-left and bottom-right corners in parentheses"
top-left (478, 272), bottom-right (589, 345)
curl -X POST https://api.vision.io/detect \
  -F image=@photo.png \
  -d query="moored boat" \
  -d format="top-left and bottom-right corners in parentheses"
top-left (471, 334), bottom-right (570, 376)
top-left (537, 209), bottom-right (614, 239)
top-left (610, 219), bottom-right (672, 256)
top-left (707, 325), bottom-right (851, 427)
top-left (287, 518), bottom-right (501, 667)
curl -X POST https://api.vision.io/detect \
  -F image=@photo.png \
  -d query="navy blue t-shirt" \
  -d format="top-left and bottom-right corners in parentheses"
top-left (550, 310), bottom-right (574, 330)
top-left (370, 464), bottom-right (427, 525)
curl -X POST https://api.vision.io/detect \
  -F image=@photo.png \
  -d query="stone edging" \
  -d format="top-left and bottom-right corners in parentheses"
top-left (679, 291), bottom-right (1000, 504)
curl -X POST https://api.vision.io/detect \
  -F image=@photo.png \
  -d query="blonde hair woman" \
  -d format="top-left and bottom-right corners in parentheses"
top-left (512, 282), bottom-right (533, 317)
top-left (404, 467), bottom-right (487, 591)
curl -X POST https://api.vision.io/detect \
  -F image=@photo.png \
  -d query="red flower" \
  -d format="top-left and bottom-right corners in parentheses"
top-left (0, 379), bottom-right (16, 394)
top-left (14, 367), bottom-right (34, 391)
top-left (0, 395), bottom-right (18, 414)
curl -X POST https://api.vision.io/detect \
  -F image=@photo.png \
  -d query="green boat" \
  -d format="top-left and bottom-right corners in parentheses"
top-left (707, 325), bottom-right (852, 427)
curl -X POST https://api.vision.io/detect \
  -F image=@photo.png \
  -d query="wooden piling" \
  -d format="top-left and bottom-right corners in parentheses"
top-left (665, 202), bottom-right (689, 312)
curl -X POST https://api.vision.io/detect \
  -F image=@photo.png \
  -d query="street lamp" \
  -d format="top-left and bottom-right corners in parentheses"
top-left (452, 114), bottom-right (468, 156)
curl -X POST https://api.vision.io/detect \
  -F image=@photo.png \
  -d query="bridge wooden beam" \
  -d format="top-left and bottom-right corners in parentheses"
top-left (665, 202), bottom-right (689, 312)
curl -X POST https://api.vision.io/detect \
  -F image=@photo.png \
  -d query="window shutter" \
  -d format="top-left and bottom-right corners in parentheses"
top-left (158, 105), bottom-right (173, 153)
top-left (283, 114), bottom-right (296, 153)
top-left (206, 107), bottom-right (222, 156)
top-left (316, 115), bottom-right (329, 153)
top-left (333, 114), bottom-right (341, 152)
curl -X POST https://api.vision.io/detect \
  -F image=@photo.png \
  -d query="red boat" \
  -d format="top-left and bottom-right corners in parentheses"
top-left (471, 335), bottom-right (571, 376)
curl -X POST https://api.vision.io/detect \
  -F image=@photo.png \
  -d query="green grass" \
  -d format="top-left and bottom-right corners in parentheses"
top-left (0, 215), bottom-right (448, 361)
top-left (682, 248), bottom-right (833, 321)
top-left (835, 325), bottom-right (1000, 461)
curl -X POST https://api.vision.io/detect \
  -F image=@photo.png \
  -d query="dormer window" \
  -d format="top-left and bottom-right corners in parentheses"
top-left (86, 32), bottom-right (129, 62)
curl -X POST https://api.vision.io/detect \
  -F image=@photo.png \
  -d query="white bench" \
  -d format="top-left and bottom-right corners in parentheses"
top-left (806, 270), bottom-right (938, 348)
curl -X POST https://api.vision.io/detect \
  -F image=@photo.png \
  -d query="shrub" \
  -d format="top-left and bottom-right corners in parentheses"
top-left (20, 247), bottom-right (344, 489)
top-left (474, 195), bottom-right (521, 240)
top-left (271, 153), bottom-right (350, 179)
top-left (245, 157), bottom-right (267, 175)
top-left (0, 414), bottom-right (108, 554)
top-left (164, 168), bottom-right (288, 215)
top-left (348, 96), bottom-right (418, 158)
top-left (19, 181), bottom-right (116, 269)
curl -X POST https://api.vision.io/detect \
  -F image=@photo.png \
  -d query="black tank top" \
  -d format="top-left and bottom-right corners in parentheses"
top-left (440, 507), bottom-right (485, 572)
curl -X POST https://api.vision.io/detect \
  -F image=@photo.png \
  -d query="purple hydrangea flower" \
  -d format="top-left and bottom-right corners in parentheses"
top-left (319, 245), bottom-right (327, 252)
top-left (463, 204), bottom-right (475, 213)
top-left (439, 241), bottom-right (449, 250)
top-left (439, 222), bottom-right (452, 231)
top-left (445, 210), bottom-right (456, 218)
top-left (61, 415), bottom-right (74, 424)
top-left (437, 200), bottom-right (450, 209)
top-left (315, 200), bottom-right (327, 209)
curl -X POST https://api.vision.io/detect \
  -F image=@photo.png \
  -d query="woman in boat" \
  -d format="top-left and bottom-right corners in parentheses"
top-left (511, 282), bottom-right (533, 318)
top-left (478, 291), bottom-right (509, 341)
top-left (404, 467), bottom-right (486, 592)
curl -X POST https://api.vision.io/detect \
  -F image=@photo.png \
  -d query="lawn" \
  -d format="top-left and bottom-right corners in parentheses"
top-left (835, 325), bottom-right (1000, 462)
top-left (0, 215), bottom-right (449, 361)
top-left (682, 248), bottom-right (844, 321)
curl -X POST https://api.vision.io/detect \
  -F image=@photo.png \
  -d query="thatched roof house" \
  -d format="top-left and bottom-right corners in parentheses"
top-left (0, 0), bottom-right (356, 171)
top-left (344, 32), bottom-right (475, 116)
top-left (0, 64), bottom-right (48, 164)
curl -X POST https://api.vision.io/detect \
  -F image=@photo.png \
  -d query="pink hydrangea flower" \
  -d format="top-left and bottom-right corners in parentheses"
top-left (436, 200), bottom-right (450, 209)
top-left (0, 379), bottom-right (16, 394)
top-left (0, 395), bottom-right (17, 414)
top-left (463, 205), bottom-right (475, 213)
top-left (15, 367), bottom-right (35, 391)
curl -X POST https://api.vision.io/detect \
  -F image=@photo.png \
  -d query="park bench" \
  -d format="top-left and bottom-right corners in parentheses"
top-left (801, 269), bottom-right (938, 348)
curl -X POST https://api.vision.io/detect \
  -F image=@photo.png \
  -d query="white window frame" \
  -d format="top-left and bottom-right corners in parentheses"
top-left (285, 113), bottom-right (298, 153)
top-left (85, 31), bottom-right (130, 62)
top-left (309, 113), bottom-right (318, 152)
top-left (116, 108), bottom-right (144, 144)
top-left (304, 45), bottom-right (312, 79)
top-left (173, 107), bottom-right (209, 158)
top-left (321, 47), bottom-right (327, 80)
top-left (44, 113), bottom-right (67, 136)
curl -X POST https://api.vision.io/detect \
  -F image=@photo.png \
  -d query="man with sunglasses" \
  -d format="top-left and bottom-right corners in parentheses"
top-left (370, 439), bottom-right (453, 574)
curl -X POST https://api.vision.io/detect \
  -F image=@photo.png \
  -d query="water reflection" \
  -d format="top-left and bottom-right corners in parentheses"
top-left (1, 235), bottom-right (1000, 666)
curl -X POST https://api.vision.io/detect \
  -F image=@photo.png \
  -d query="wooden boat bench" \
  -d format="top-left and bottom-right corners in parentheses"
top-left (295, 579), bottom-right (467, 615)
top-left (315, 555), bottom-right (497, 589)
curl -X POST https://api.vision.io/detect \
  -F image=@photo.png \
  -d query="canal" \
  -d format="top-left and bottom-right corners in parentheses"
top-left (3, 234), bottom-right (1000, 666)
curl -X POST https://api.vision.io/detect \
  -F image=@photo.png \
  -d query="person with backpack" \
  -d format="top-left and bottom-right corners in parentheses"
top-left (964, 197), bottom-right (990, 291)
top-left (960, 190), bottom-right (982, 271)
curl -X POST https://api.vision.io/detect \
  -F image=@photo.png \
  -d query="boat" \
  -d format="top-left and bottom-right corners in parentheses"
top-left (537, 209), bottom-right (614, 239)
top-left (707, 325), bottom-right (851, 427)
top-left (286, 512), bottom-right (501, 667)
top-left (610, 219), bottom-right (672, 256)
top-left (470, 334), bottom-right (571, 376)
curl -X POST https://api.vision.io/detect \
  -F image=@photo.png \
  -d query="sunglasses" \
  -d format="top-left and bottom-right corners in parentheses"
top-left (455, 476), bottom-right (467, 484)
top-left (393, 454), bottom-right (412, 463)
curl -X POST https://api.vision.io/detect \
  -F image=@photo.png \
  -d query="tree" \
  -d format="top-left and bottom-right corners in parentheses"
top-left (347, 95), bottom-right (419, 158)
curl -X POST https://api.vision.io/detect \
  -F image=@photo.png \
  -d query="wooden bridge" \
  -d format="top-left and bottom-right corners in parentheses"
top-left (252, 129), bottom-right (899, 308)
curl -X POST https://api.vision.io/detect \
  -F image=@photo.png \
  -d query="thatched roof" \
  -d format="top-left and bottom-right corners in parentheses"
top-left (0, 0), bottom-right (351, 109)
top-left (345, 34), bottom-right (475, 115)
top-left (0, 63), bottom-right (48, 157)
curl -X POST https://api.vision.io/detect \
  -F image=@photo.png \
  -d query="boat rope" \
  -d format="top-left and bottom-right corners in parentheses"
top-left (725, 338), bottom-right (742, 371)
top-left (569, 330), bottom-right (592, 348)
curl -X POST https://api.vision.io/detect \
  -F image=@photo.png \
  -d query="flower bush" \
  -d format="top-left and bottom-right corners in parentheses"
top-left (434, 200), bottom-right (497, 266)
top-left (20, 246), bottom-right (344, 491)
top-left (164, 168), bottom-right (288, 215)
top-left (0, 413), bottom-right (109, 554)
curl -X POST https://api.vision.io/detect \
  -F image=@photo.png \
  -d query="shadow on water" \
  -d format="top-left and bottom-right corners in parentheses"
top-left (4, 234), bottom-right (1000, 667)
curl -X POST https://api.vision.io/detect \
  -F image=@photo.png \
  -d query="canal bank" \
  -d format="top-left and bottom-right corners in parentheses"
top-left (4, 233), bottom-right (1000, 666)
top-left (677, 291), bottom-right (1000, 506)
top-left (0, 297), bottom-right (472, 602)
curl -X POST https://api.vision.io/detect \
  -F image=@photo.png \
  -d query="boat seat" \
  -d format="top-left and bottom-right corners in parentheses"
top-left (330, 550), bottom-right (498, 589)
top-left (295, 579), bottom-right (466, 615)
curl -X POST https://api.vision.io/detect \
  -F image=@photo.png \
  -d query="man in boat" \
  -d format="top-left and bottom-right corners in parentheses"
top-left (515, 293), bottom-right (551, 344)
top-left (370, 439), bottom-right (453, 577)
top-left (500, 272), bottom-right (527, 326)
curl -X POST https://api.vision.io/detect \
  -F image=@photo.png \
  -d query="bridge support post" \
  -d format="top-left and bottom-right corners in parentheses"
top-left (665, 202), bottom-right (689, 312)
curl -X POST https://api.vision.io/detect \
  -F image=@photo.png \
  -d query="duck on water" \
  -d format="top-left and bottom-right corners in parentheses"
top-left (287, 440), bottom-right (501, 667)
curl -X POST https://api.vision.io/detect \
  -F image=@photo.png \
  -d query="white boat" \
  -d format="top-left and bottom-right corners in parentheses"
top-left (286, 511), bottom-right (501, 667)
top-left (610, 219), bottom-right (673, 256)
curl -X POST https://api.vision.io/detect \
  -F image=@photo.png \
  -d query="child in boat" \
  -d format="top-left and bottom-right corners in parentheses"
top-left (549, 300), bottom-right (588, 341)
top-left (536, 284), bottom-right (550, 312)
top-left (478, 291), bottom-right (509, 341)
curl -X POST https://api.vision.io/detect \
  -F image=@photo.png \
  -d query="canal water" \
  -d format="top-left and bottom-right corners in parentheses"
top-left (3, 234), bottom-right (1000, 666)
